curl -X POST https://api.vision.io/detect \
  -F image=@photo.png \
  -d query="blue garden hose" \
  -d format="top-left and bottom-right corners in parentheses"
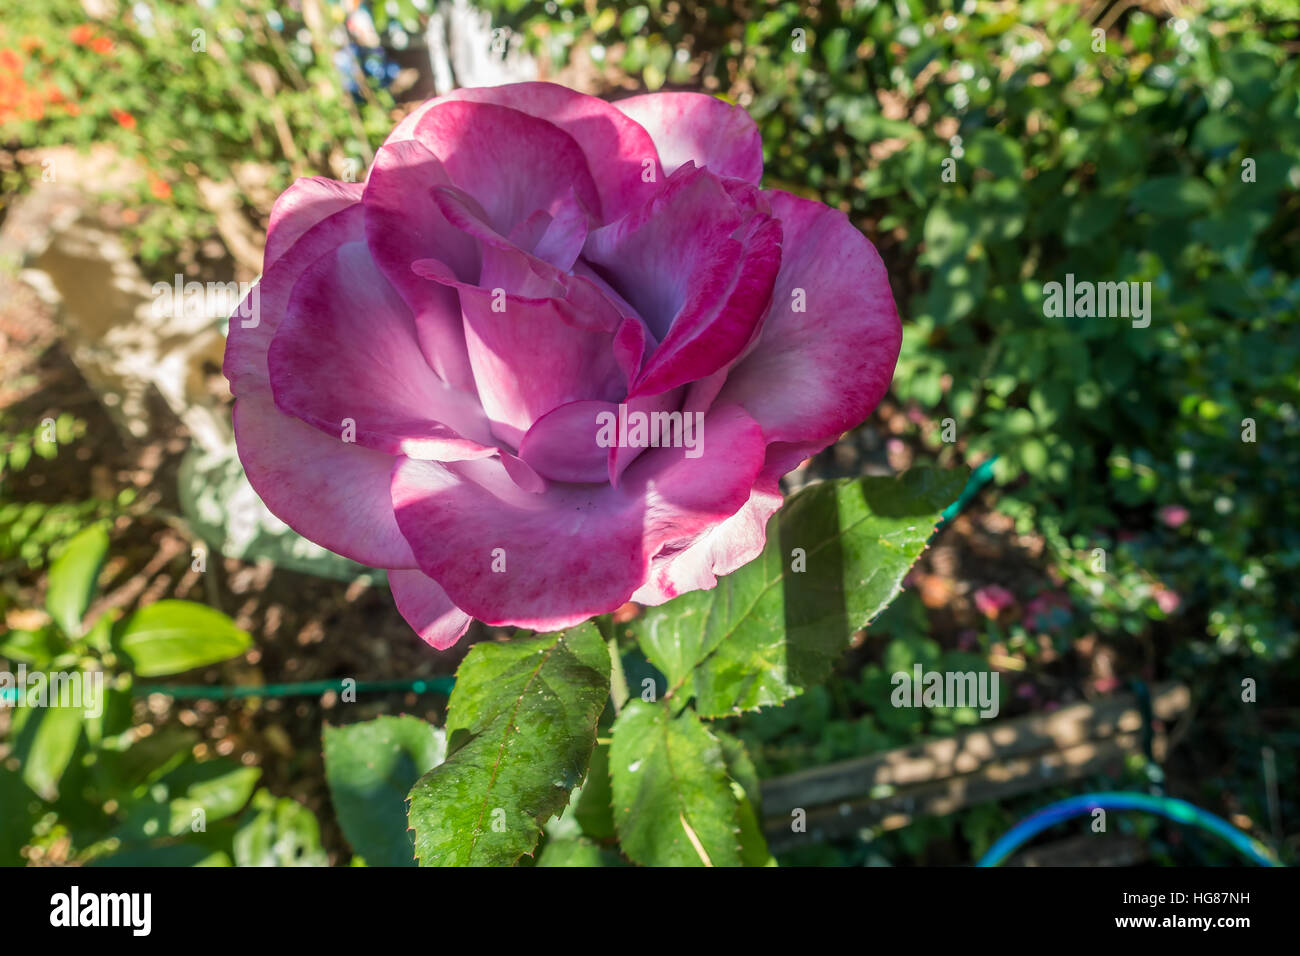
top-left (976, 791), bottom-right (1283, 867)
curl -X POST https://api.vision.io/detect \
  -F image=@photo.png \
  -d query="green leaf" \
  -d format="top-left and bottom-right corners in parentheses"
top-left (90, 844), bottom-right (231, 867)
top-left (45, 524), bottom-right (109, 637)
top-left (609, 701), bottom-right (741, 866)
top-left (0, 767), bottom-right (39, 864)
top-left (324, 716), bottom-right (446, 867)
top-left (16, 703), bottom-right (84, 801)
top-left (1064, 194), bottom-right (1123, 246)
top-left (233, 790), bottom-right (328, 867)
top-left (535, 837), bottom-right (625, 867)
top-left (574, 742), bottom-right (616, 839)
top-left (0, 628), bottom-right (59, 666)
top-left (1130, 176), bottom-right (1215, 219)
top-left (408, 624), bottom-right (610, 866)
top-left (715, 730), bottom-right (775, 867)
top-left (117, 600), bottom-right (251, 676)
top-left (113, 761), bottom-right (261, 841)
top-left (97, 725), bottom-right (198, 795)
top-left (633, 468), bottom-right (966, 717)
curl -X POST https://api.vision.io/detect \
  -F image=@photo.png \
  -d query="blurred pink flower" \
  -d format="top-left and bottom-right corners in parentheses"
top-left (1159, 504), bottom-right (1190, 528)
top-left (1153, 586), bottom-right (1181, 614)
top-left (973, 584), bottom-right (1015, 619)
top-left (1022, 590), bottom-right (1072, 632)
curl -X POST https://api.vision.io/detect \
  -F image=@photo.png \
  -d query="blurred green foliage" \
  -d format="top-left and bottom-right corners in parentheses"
top-left (0, 524), bottom-right (325, 865)
top-left (0, 412), bottom-right (135, 573)
top-left (1, 0), bottom-right (397, 268)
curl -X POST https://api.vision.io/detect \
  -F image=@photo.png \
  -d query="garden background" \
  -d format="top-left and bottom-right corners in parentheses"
top-left (0, 0), bottom-right (1297, 866)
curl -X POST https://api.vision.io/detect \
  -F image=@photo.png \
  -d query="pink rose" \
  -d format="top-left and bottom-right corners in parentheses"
top-left (1153, 585), bottom-right (1181, 614)
top-left (224, 83), bottom-right (900, 648)
top-left (973, 584), bottom-right (1016, 619)
top-left (1158, 504), bottom-right (1189, 528)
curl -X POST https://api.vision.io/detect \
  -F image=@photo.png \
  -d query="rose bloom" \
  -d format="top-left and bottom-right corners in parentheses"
top-left (225, 83), bottom-right (900, 648)
top-left (973, 584), bottom-right (1016, 619)
top-left (1158, 504), bottom-right (1189, 528)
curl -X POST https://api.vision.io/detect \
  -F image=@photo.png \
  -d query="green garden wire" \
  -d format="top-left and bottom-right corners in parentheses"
top-left (132, 676), bottom-right (456, 700)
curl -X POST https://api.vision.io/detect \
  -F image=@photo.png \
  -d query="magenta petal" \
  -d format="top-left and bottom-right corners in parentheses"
top-left (584, 165), bottom-right (780, 397)
top-left (392, 82), bottom-right (663, 222)
top-left (632, 481), bottom-right (783, 606)
top-left (583, 165), bottom-right (742, 339)
top-left (388, 570), bottom-right (472, 649)
top-left (267, 242), bottom-right (495, 459)
top-left (411, 100), bottom-right (601, 236)
top-left (607, 387), bottom-right (686, 487)
top-left (518, 400), bottom-right (613, 484)
top-left (630, 211), bottom-right (781, 399)
top-left (412, 257), bottom-right (625, 444)
top-left (264, 178), bottom-right (364, 269)
top-left (362, 140), bottom-right (479, 393)
top-left (233, 393), bottom-right (416, 569)
top-left (629, 437), bottom-right (828, 605)
top-left (224, 203), bottom-right (364, 399)
top-left (364, 140), bottom-right (479, 283)
top-left (615, 92), bottom-right (763, 185)
top-left (715, 189), bottom-right (901, 445)
top-left (427, 187), bottom-right (618, 333)
top-left (391, 405), bottom-right (766, 630)
top-left (530, 191), bottom-right (589, 271)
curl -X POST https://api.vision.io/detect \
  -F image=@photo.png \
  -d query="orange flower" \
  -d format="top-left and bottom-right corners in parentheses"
top-left (148, 175), bottom-right (172, 200)
top-left (90, 36), bottom-right (113, 55)
top-left (70, 24), bottom-right (94, 46)
top-left (0, 48), bottom-right (20, 72)
top-left (111, 108), bottom-right (136, 130)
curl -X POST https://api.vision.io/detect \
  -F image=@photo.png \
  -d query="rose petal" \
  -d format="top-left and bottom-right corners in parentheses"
top-left (391, 405), bottom-right (765, 630)
top-left (713, 189), bottom-right (901, 445)
top-left (628, 436), bottom-right (826, 605)
top-left (362, 139), bottom-right (479, 393)
top-left (630, 210), bottom-right (780, 399)
top-left (388, 570), bottom-right (473, 649)
top-left (233, 392), bottom-right (416, 569)
top-left (268, 242), bottom-right (496, 460)
top-left (632, 480), bottom-right (783, 606)
top-left (583, 165), bottom-right (739, 339)
top-left (390, 82), bottom-right (663, 222)
top-left (517, 399), bottom-right (612, 484)
top-left (265, 177), bottom-right (364, 269)
top-left (614, 91), bottom-right (763, 185)
top-left (411, 99), bottom-right (601, 236)
top-left (224, 203), bottom-right (364, 398)
top-left (412, 256), bottom-right (624, 446)
top-left (583, 165), bottom-right (780, 398)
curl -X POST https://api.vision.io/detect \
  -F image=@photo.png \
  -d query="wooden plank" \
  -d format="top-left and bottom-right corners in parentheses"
top-left (766, 732), bottom-right (1147, 851)
top-left (761, 683), bottom-right (1187, 815)
top-left (760, 684), bottom-right (1189, 852)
